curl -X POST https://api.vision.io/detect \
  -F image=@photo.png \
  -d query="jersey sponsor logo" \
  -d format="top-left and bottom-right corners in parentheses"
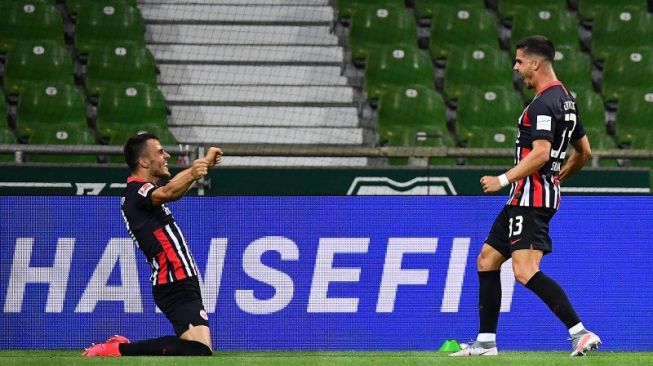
top-left (138, 183), bottom-right (154, 197)
top-left (509, 238), bottom-right (522, 245)
top-left (536, 115), bottom-right (552, 131)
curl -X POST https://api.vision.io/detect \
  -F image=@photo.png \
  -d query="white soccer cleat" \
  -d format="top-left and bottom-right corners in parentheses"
top-left (449, 341), bottom-right (498, 356)
top-left (570, 331), bottom-right (601, 357)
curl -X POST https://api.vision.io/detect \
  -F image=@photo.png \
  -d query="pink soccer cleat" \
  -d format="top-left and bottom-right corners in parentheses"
top-left (82, 335), bottom-right (130, 357)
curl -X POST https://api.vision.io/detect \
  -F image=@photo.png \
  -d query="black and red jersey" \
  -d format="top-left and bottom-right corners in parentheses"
top-left (507, 80), bottom-right (586, 209)
top-left (121, 176), bottom-right (198, 286)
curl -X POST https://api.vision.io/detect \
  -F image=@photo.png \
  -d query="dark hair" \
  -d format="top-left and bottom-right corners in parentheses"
top-left (123, 133), bottom-right (159, 171)
top-left (515, 35), bottom-right (555, 63)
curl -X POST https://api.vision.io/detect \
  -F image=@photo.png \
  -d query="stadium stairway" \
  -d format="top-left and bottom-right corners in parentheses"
top-left (139, 0), bottom-right (369, 166)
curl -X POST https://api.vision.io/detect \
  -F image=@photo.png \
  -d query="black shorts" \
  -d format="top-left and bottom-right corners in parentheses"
top-left (486, 205), bottom-right (556, 258)
top-left (152, 276), bottom-right (210, 336)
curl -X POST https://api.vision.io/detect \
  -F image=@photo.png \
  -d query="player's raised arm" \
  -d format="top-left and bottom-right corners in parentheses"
top-left (151, 147), bottom-right (223, 206)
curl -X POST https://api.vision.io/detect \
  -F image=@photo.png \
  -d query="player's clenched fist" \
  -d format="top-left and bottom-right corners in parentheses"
top-left (204, 147), bottom-right (223, 167)
top-left (190, 159), bottom-right (210, 180)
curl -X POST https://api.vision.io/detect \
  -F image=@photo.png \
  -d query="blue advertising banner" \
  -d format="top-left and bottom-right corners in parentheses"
top-left (1, 196), bottom-right (651, 351)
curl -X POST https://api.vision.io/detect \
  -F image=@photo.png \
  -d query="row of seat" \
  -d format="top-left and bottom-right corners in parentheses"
top-left (374, 84), bottom-right (653, 165)
top-left (342, 1), bottom-right (653, 63)
top-left (338, 0), bottom-right (651, 22)
top-left (0, 83), bottom-right (174, 163)
top-left (0, 0), bottom-right (145, 57)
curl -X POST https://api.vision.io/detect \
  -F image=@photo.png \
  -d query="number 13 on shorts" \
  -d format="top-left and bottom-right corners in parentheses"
top-left (509, 215), bottom-right (523, 238)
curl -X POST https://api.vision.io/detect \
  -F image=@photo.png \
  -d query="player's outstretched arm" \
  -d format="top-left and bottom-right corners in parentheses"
top-left (151, 147), bottom-right (223, 205)
top-left (560, 136), bottom-right (591, 183)
top-left (480, 139), bottom-right (551, 193)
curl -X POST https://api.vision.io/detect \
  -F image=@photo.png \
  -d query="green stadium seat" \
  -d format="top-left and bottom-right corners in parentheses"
top-left (444, 45), bottom-right (513, 100)
top-left (0, 88), bottom-right (16, 162)
top-left (349, 5), bottom-right (417, 62)
top-left (509, 5), bottom-right (579, 51)
top-left (591, 6), bottom-right (653, 61)
top-left (429, 4), bottom-right (498, 61)
top-left (336, 0), bottom-right (404, 19)
top-left (66, 0), bottom-right (138, 17)
top-left (498, 0), bottom-right (568, 20)
top-left (455, 86), bottom-right (523, 165)
top-left (578, 0), bottom-right (647, 21)
top-left (23, 122), bottom-right (97, 163)
top-left (615, 89), bottom-right (653, 149)
top-left (377, 85), bottom-right (453, 165)
top-left (567, 87), bottom-right (617, 166)
top-left (0, 1), bottom-right (64, 54)
top-left (74, 2), bottom-right (145, 56)
top-left (364, 46), bottom-right (433, 101)
top-left (3, 41), bottom-right (74, 97)
top-left (96, 84), bottom-right (168, 139)
top-left (552, 46), bottom-right (592, 92)
top-left (85, 43), bottom-right (158, 97)
top-left (601, 48), bottom-right (653, 102)
top-left (0, 126), bottom-right (17, 162)
top-left (15, 84), bottom-right (88, 140)
top-left (414, 0), bottom-right (486, 22)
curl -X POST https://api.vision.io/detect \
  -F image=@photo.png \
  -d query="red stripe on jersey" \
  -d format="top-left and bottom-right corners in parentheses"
top-left (510, 147), bottom-right (531, 206)
top-left (532, 172), bottom-right (543, 207)
top-left (154, 228), bottom-right (187, 282)
top-left (522, 107), bottom-right (531, 127)
top-left (156, 251), bottom-right (168, 285)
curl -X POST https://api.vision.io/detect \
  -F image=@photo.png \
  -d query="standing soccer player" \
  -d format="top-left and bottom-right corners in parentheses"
top-left (83, 133), bottom-right (222, 357)
top-left (451, 36), bottom-right (601, 357)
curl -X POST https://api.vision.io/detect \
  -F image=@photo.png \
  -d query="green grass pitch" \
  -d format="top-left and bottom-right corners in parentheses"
top-left (2, 351), bottom-right (653, 366)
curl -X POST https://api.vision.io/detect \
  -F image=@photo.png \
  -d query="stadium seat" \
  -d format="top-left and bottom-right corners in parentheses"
top-left (578, 0), bottom-right (647, 21)
top-left (414, 0), bottom-right (485, 22)
top-left (509, 5), bottom-right (579, 51)
top-left (615, 89), bottom-right (653, 149)
top-left (429, 4), bottom-right (498, 61)
top-left (85, 43), bottom-right (158, 97)
top-left (349, 5), bottom-right (417, 62)
top-left (0, 1), bottom-right (64, 54)
top-left (66, 0), bottom-right (138, 17)
top-left (3, 41), bottom-right (74, 97)
top-left (14, 84), bottom-right (87, 140)
top-left (0, 125), bottom-right (17, 162)
top-left (455, 86), bottom-right (523, 165)
top-left (96, 84), bottom-right (168, 139)
top-left (444, 45), bottom-right (513, 100)
top-left (591, 6), bottom-right (653, 61)
top-left (601, 48), bottom-right (653, 102)
top-left (336, 0), bottom-right (404, 19)
top-left (74, 2), bottom-right (145, 56)
top-left (376, 85), bottom-right (453, 165)
top-left (552, 46), bottom-right (592, 92)
top-left (364, 46), bottom-right (433, 101)
top-left (23, 122), bottom-right (97, 163)
top-left (498, 0), bottom-right (568, 20)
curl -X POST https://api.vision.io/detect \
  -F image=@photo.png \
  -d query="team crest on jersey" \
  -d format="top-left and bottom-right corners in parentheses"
top-left (138, 183), bottom-right (154, 197)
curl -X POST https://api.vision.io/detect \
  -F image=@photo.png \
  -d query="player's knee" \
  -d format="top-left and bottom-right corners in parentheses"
top-left (476, 252), bottom-right (499, 271)
top-left (512, 266), bottom-right (537, 285)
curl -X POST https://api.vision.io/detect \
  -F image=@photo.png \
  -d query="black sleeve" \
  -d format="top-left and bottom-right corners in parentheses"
top-left (570, 113), bottom-right (587, 142)
top-left (527, 98), bottom-right (555, 143)
top-left (131, 182), bottom-right (158, 210)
